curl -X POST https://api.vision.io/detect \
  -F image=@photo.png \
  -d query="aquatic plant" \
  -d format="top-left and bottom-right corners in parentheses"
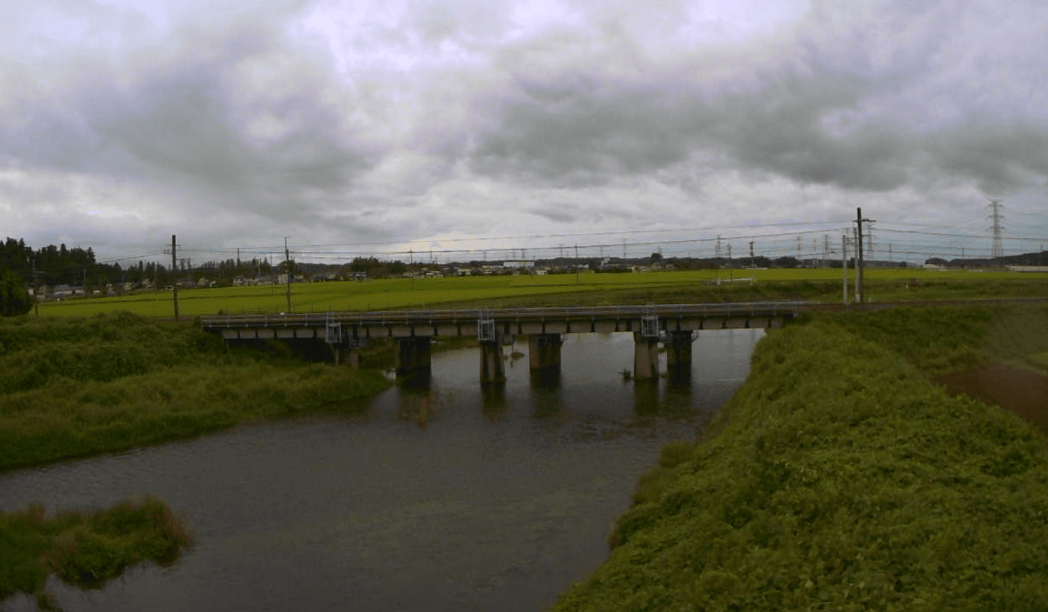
top-left (0, 496), bottom-right (192, 610)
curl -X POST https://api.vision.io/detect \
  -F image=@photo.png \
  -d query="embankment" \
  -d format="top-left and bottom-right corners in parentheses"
top-left (0, 312), bottom-right (391, 472)
top-left (552, 306), bottom-right (1048, 611)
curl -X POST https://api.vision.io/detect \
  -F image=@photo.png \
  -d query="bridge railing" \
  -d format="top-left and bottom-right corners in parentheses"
top-left (199, 301), bottom-right (805, 329)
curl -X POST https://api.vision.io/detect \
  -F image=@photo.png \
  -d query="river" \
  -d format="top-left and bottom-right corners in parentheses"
top-left (0, 329), bottom-right (763, 612)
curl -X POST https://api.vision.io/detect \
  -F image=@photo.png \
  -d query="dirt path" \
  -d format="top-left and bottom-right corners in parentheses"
top-left (936, 364), bottom-right (1048, 436)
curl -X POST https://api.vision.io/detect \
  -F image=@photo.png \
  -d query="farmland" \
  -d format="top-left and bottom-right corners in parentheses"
top-left (36, 267), bottom-right (1048, 318)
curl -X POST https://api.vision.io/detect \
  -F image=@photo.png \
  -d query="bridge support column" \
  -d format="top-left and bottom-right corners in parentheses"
top-left (633, 332), bottom-right (660, 381)
top-left (346, 348), bottom-right (361, 369)
top-left (528, 334), bottom-right (563, 371)
top-left (479, 341), bottom-right (506, 384)
top-left (396, 337), bottom-right (432, 378)
top-left (665, 331), bottom-right (694, 377)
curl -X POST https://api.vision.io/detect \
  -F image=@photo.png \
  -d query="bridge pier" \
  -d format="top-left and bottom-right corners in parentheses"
top-left (396, 337), bottom-right (432, 378)
top-left (479, 340), bottom-right (506, 383)
top-left (528, 334), bottom-right (563, 372)
top-left (633, 332), bottom-right (660, 381)
top-left (665, 331), bottom-right (694, 378)
top-left (346, 347), bottom-right (361, 369)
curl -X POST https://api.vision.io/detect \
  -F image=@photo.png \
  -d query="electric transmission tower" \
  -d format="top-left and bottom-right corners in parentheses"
top-left (988, 199), bottom-right (1005, 259)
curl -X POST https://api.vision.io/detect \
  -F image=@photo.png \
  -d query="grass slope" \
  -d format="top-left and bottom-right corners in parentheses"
top-left (0, 312), bottom-right (391, 472)
top-left (552, 311), bottom-right (1048, 611)
top-left (0, 496), bottom-right (192, 610)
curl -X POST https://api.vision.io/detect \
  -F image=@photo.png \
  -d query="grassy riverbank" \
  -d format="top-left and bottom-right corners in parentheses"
top-left (0, 496), bottom-right (192, 610)
top-left (553, 305), bottom-right (1048, 611)
top-left (0, 312), bottom-right (392, 472)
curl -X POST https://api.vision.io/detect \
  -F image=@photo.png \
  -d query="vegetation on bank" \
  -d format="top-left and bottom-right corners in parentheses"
top-left (0, 496), bottom-right (192, 610)
top-left (553, 306), bottom-right (1048, 611)
top-left (0, 312), bottom-right (392, 472)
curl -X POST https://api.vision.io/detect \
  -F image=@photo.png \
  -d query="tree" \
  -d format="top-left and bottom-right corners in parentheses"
top-left (0, 268), bottom-right (32, 316)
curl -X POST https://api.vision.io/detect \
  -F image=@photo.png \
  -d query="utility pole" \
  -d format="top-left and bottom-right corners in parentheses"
top-left (856, 208), bottom-right (873, 308)
top-left (853, 227), bottom-right (860, 303)
top-left (169, 235), bottom-right (179, 321)
top-left (727, 243), bottom-right (733, 280)
top-left (284, 237), bottom-right (292, 313)
top-left (842, 234), bottom-right (849, 306)
top-left (575, 244), bottom-right (580, 284)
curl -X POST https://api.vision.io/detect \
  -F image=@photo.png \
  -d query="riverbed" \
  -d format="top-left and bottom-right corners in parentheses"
top-left (0, 330), bottom-right (762, 612)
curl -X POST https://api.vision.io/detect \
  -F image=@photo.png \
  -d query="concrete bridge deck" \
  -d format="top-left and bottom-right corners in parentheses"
top-left (200, 301), bottom-right (804, 339)
top-left (201, 302), bottom-right (804, 383)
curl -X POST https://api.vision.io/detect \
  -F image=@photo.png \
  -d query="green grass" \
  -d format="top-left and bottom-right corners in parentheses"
top-left (35, 268), bottom-right (1048, 318)
top-left (825, 304), bottom-right (1048, 375)
top-left (0, 312), bottom-right (392, 472)
top-left (0, 496), bottom-right (192, 609)
top-left (552, 307), bottom-right (1048, 612)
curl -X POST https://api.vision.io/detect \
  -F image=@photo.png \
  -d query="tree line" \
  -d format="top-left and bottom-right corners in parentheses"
top-left (0, 237), bottom-right (279, 291)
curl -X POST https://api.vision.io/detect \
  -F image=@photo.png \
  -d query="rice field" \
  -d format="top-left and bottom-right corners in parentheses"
top-left (35, 267), bottom-right (1045, 318)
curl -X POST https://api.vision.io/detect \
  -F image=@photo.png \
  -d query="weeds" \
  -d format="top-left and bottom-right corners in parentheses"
top-left (0, 312), bottom-right (392, 471)
top-left (553, 309), bottom-right (1048, 612)
top-left (0, 496), bottom-right (192, 606)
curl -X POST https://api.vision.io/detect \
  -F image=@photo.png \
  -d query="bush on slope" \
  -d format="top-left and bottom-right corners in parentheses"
top-left (553, 318), bottom-right (1048, 612)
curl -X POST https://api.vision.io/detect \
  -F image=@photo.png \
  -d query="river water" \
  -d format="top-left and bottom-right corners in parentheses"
top-left (0, 330), bottom-right (763, 612)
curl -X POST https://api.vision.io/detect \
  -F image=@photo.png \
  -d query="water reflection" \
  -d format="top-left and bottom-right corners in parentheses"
top-left (0, 329), bottom-right (764, 612)
top-left (632, 379), bottom-right (661, 416)
top-left (480, 382), bottom-right (507, 417)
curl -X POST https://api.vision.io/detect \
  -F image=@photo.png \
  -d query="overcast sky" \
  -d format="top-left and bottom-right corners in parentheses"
top-left (2, 0), bottom-right (1046, 265)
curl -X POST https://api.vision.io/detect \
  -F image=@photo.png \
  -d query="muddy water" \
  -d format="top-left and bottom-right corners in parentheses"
top-left (0, 330), bottom-right (763, 612)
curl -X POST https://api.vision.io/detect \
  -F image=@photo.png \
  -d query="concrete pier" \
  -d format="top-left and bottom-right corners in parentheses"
top-left (396, 337), bottom-right (432, 378)
top-left (528, 334), bottom-right (563, 371)
top-left (633, 332), bottom-right (660, 381)
top-left (346, 348), bottom-right (361, 369)
top-left (479, 341), bottom-right (506, 383)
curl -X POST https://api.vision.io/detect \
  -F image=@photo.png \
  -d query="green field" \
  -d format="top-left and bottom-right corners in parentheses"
top-left (36, 267), bottom-right (1048, 318)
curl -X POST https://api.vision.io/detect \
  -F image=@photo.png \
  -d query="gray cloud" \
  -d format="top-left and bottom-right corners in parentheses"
top-left (1, 0), bottom-right (1045, 261)
top-left (2, 16), bottom-right (375, 222)
top-left (465, 0), bottom-right (1048, 198)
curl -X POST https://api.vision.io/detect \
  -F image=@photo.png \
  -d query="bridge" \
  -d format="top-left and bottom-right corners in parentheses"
top-left (200, 302), bottom-right (804, 383)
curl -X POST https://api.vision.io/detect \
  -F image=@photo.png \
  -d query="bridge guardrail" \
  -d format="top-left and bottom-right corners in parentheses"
top-left (200, 301), bottom-right (805, 329)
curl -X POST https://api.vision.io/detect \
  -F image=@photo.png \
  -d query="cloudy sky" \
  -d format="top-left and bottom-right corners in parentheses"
top-left (1, 0), bottom-right (1046, 265)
